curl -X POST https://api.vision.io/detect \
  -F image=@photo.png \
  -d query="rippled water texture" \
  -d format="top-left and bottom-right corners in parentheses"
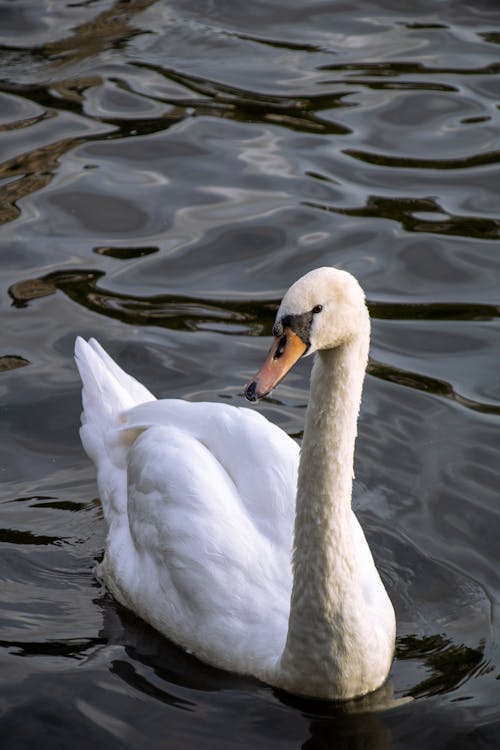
top-left (1, 1), bottom-right (500, 747)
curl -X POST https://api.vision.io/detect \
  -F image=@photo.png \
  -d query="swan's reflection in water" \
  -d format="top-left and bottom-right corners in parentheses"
top-left (95, 594), bottom-right (486, 749)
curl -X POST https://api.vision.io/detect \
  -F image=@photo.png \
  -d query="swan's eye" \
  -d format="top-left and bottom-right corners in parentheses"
top-left (312, 304), bottom-right (323, 314)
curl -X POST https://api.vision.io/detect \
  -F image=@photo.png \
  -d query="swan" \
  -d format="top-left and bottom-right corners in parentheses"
top-left (75, 267), bottom-right (395, 701)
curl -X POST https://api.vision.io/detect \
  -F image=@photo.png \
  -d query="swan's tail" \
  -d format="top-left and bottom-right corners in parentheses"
top-left (74, 337), bottom-right (155, 522)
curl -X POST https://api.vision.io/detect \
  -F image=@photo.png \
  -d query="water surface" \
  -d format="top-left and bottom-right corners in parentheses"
top-left (1, 1), bottom-right (500, 748)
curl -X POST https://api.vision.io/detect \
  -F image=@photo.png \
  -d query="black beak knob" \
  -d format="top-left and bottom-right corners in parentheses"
top-left (244, 381), bottom-right (258, 402)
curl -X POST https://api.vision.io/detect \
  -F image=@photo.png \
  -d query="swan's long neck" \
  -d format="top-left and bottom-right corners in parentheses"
top-left (277, 322), bottom-right (378, 699)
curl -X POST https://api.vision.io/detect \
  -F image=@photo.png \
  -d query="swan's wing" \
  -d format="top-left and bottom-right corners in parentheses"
top-left (105, 422), bottom-right (292, 673)
top-left (122, 399), bottom-right (299, 548)
top-left (76, 336), bottom-right (299, 671)
top-left (100, 404), bottom-right (298, 674)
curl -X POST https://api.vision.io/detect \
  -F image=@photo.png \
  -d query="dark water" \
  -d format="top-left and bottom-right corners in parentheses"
top-left (1, 1), bottom-right (500, 747)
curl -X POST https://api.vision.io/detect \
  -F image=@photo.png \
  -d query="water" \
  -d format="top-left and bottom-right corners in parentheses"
top-left (1, 1), bottom-right (499, 747)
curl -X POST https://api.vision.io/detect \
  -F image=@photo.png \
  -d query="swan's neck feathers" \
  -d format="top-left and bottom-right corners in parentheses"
top-left (275, 324), bottom-right (392, 700)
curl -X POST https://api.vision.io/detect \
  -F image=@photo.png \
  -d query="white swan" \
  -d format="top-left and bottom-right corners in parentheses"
top-left (75, 267), bottom-right (395, 701)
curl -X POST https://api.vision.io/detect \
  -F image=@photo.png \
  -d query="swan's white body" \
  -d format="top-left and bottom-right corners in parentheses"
top-left (75, 268), bottom-right (395, 700)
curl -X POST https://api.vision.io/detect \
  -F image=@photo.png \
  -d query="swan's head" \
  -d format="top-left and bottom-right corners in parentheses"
top-left (245, 267), bottom-right (368, 401)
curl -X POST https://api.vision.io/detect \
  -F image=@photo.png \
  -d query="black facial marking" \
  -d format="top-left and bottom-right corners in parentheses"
top-left (272, 310), bottom-right (313, 348)
top-left (290, 311), bottom-right (314, 345)
top-left (273, 305), bottom-right (323, 348)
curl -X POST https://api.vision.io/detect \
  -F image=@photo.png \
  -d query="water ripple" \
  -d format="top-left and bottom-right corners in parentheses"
top-left (368, 360), bottom-right (500, 416)
top-left (304, 195), bottom-right (500, 240)
top-left (134, 63), bottom-right (353, 135)
top-left (345, 147), bottom-right (500, 171)
top-left (318, 60), bottom-right (500, 79)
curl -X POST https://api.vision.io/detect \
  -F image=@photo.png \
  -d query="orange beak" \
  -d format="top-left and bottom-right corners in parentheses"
top-left (244, 328), bottom-right (308, 402)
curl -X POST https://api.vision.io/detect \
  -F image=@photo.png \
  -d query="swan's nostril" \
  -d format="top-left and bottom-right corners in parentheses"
top-left (274, 335), bottom-right (287, 360)
top-left (244, 381), bottom-right (258, 402)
